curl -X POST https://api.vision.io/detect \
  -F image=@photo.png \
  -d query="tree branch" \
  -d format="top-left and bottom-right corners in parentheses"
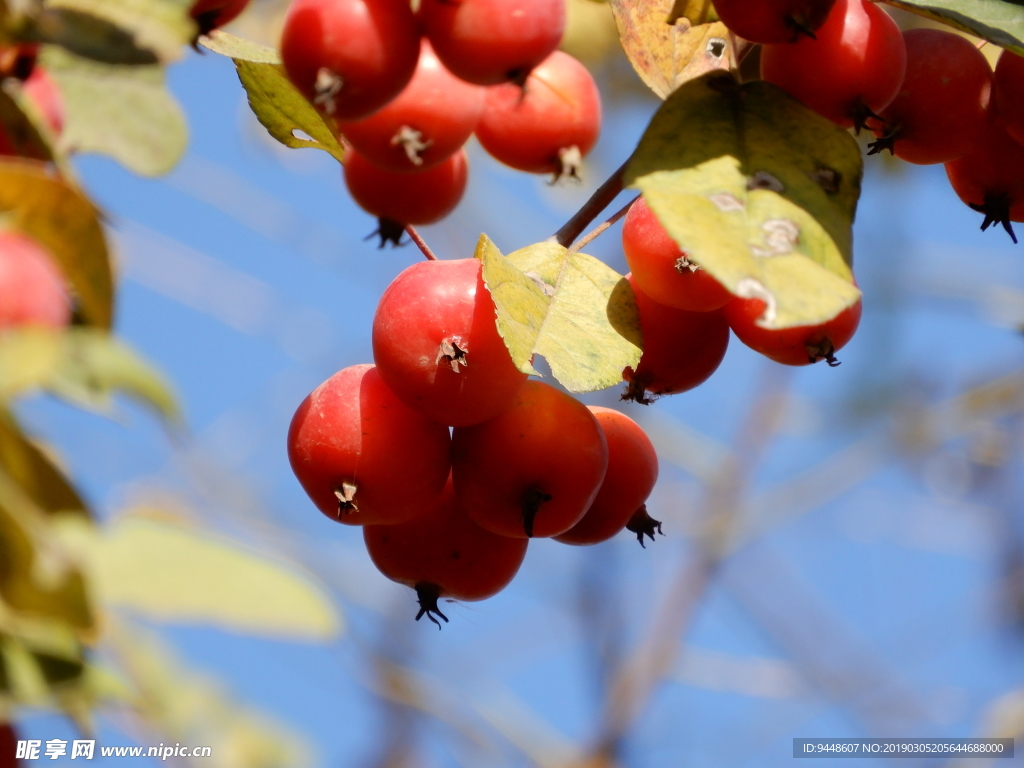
top-left (549, 158), bottom-right (630, 248)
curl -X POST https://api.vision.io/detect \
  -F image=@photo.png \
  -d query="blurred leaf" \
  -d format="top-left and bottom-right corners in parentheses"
top-left (88, 514), bottom-right (342, 641)
top-left (24, 8), bottom-right (159, 65)
top-left (235, 60), bottom-right (347, 163)
top-left (0, 90), bottom-right (52, 162)
top-left (45, 0), bottom-right (194, 62)
top-left (0, 408), bottom-right (89, 518)
top-left (669, 0), bottom-right (719, 24)
top-left (41, 46), bottom-right (187, 177)
top-left (0, 637), bottom-right (49, 703)
top-left (610, 0), bottom-right (734, 98)
top-left (0, 327), bottom-right (179, 422)
top-left (626, 73), bottom-right (862, 329)
top-left (200, 30), bottom-right (280, 63)
top-left (881, 0), bottom-right (1024, 56)
top-left (0, 160), bottom-right (112, 328)
top-left (477, 236), bottom-right (643, 392)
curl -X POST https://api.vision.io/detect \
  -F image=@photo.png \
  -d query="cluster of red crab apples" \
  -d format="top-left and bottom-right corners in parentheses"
top-left (279, 0), bottom-right (602, 245)
top-left (728, 0), bottom-right (1024, 241)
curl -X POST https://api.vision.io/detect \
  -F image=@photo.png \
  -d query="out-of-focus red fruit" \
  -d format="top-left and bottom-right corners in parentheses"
top-left (287, 364), bottom-right (451, 526)
top-left (993, 49), bottom-right (1024, 147)
top-left (191, 0), bottom-right (251, 34)
top-left (714, 0), bottom-right (837, 43)
top-left (418, 0), bottom-right (565, 85)
top-left (22, 67), bottom-right (63, 138)
top-left (281, 0), bottom-right (420, 120)
top-left (0, 231), bottom-right (70, 329)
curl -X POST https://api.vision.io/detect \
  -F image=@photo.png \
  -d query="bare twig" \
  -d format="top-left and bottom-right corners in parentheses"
top-left (568, 195), bottom-right (641, 254)
top-left (550, 159), bottom-right (630, 248)
top-left (405, 225), bottom-right (437, 260)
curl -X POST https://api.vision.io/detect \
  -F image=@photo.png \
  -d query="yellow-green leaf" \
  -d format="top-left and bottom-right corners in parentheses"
top-left (610, 0), bottom-right (734, 98)
top-left (89, 514), bottom-right (342, 642)
top-left (21, 7), bottom-right (160, 65)
top-left (0, 327), bottom-right (179, 422)
top-left (670, 0), bottom-right (719, 25)
top-left (200, 30), bottom-right (280, 63)
top-left (0, 160), bottom-right (113, 328)
top-left (626, 73), bottom-right (862, 329)
top-left (42, 46), bottom-right (188, 177)
top-left (46, 0), bottom-right (194, 63)
top-left (881, 0), bottom-right (1024, 57)
top-left (0, 408), bottom-right (89, 518)
top-left (235, 60), bottom-right (346, 163)
top-left (477, 235), bottom-right (643, 393)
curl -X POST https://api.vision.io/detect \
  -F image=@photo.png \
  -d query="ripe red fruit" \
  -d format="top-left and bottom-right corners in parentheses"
top-left (621, 197), bottom-right (732, 312)
top-left (760, 0), bottom-right (906, 130)
top-left (621, 275), bottom-right (730, 404)
top-left (364, 478), bottom-right (528, 626)
top-left (22, 67), bottom-right (63, 138)
top-left (554, 407), bottom-right (659, 546)
top-left (725, 294), bottom-right (862, 366)
top-left (190, 0), bottom-right (250, 34)
top-left (287, 364), bottom-right (451, 526)
top-left (0, 231), bottom-right (70, 329)
top-left (337, 40), bottom-right (484, 173)
top-left (475, 51), bottom-right (600, 180)
top-left (343, 147), bottom-right (468, 245)
top-left (280, 0), bottom-right (420, 120)
top-left (714, 0), bottom-right (837, 43)
top-left (993, 49), bottom-right (1024, 147)
top-left (868, 29), bottom-right (992, 164)
top-left (944, 115), bottom-right (1024, 243)
top-left (452, 380), bottom-right (608, 539)
top-left (418, 0), bottom-right (565, 85)
top-left (373, 258), bottom-right (527, 427)
top-left (1, 722), bottom-right (17, 768)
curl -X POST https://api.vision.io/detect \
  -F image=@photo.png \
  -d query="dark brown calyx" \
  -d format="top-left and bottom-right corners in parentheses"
top-left (866, 125), bottom-right (899, 157)
top-left (626, 505), bottom-right (663, 548)
top-left (521, 486), bottom-right (552, 538)
top-left (785, 16), bottom-right (818, 41)
top-left (191, 9), bottom-right (223, 38)
top-left (970, 192), bottom-right (1018, 244)
top-left (848, 99), bottom-right (884, 135)
top-left (365, 218), bottom-right (407, 248)
top-left (414, 582), bottom-right (449, 629)
top-left (621, 370), bottom-right (655, 405)
top-left (334, 482), bottom-right (358, 517)
top-left (437, 337), bottom-right (468, 372)
top-left (807, 339), bottom-right (840, 367)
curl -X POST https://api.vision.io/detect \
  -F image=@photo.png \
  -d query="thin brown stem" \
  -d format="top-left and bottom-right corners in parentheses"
top-left (568, 194), bottom-right (641, 254)
top-left (549, 158), bottom-right (629, 248)
top-left (405, 225), bottom-right (437, 260)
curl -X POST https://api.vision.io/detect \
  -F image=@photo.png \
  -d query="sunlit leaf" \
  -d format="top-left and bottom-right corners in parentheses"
top-left (87, 514), bottom-right (342, 641)
top-left (235, 59), bottom-right (346, 163)
top-left (42, 46), bottom-right (188, 177)
top-left (477, 236), bottom-right (643, 393)
top-left (45, 0), bottom-right (194, 62)
top-left (0, 327), bottom-right (179, 422)
top-left (610, 0), bottom-right (734, 98)
top-left (199, 30), bottom-right (280, 63)
top-left (626, 73), bottom-right (862, 329)
top-left (0, 160), bottom-right (112, 328)
top-left (670, 0), bottom-right (719, 25)
top-left (881, 0), bottom-right (1024, 56)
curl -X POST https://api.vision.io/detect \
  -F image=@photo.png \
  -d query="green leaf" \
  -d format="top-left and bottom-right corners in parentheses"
top-left (477, 235), bottom-right (643, 393)
top-left (235, 59), bottom-right (347, 163)
top-left (881, 0), bottom-right (1024, 56)
top-left (22, 8), bottom-right (160, 65)
top-left (0, 160), bottom-right (113, 328)
top-left (0, 327), bottom-right (179, 423)
top-left (610, 0), bottom-right (734, 98)
top-left (199, 30), bottom-right (280, 63)
top-left (41, 46), bottom-right (188, 177)
top-left (0, 408), bottom-right (89, 518)
top-left (83, 514), bottom-right (342, 641)
top-left (626, 73), bottom-right (862, 329)
top-left (45, 0), bottom-right (195, 63)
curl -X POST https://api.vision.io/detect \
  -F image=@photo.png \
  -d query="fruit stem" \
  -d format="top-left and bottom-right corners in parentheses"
top-left (549, 158), bottom-right (629, 248)
top-left (405, 225), bottom-right (438, 260)
top-left (568, 194), bottom-right (642, 254)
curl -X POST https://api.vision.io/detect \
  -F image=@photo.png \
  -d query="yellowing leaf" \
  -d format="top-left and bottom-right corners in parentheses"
top-left (610, 0), bottom-right (734, 98)
top-left (91, 515), bottom-right (342, 642)
top-left (42, 46), bottom-right (188, 177)
top-left (46, 0), bottom-right (194, 63)
top-left (0, 327), bottom-right (179, 423)
top-left (25, 7), bottom-right (161, 65)
top-left (235, 60), bottom-right (346, 163)
top-left (200, 30), bottom-right (280, 63)
top-left (477, 236), bottom-right (642, 393)
top-left (626, 73), bottom-right (862, 329)
top-left (881, 0), bottom-right (1024, 56)
top-left (669, 0), bottom-right (719, 25)
top-left (0, 160), bottom-right (113, 328)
